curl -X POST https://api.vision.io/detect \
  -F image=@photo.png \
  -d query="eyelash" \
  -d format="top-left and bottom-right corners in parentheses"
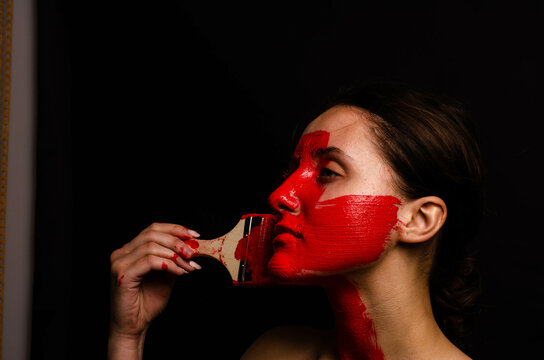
top-left (281, 161), bottom-right (340, 182)
top-left (318, 167), bottom-right (340, 181)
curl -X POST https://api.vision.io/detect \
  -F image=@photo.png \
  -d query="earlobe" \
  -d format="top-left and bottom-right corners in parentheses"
top-left (397, 196), bottom-right (447, 244)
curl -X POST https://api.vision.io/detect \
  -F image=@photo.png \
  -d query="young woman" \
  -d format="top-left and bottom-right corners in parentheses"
top-left (109, 82), bottom-right (483, 359)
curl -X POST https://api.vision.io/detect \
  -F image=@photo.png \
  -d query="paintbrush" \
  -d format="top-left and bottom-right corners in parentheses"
top-left (183, 214), bottom-right (277, 286)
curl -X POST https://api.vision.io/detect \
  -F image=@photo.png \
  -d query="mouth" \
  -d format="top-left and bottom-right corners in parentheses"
top-left (272, 232), bottom-right (298, 251)
top-left (272, 221), bottom-right (300, 251)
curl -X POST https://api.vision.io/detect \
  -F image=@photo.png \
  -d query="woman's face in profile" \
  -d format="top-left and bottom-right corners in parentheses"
top-left (267, 106), bottom-right (403, 280)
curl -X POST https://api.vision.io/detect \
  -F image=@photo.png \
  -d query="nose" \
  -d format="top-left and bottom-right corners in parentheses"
top-left (268, 175), bottom-right (301, 215)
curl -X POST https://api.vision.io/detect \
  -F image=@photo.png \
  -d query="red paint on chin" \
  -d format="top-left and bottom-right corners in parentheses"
top-left (267, 131), bottom-right (400, 278)
top-left (267, 130), bottom-right (396, 359)
top-left (269, 195), bottom-right (400, 278)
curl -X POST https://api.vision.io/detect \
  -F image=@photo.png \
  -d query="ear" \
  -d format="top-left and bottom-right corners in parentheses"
top-left (397, 196), bottom-right (447, 244)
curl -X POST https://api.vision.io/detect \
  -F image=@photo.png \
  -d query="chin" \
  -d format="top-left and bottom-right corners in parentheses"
top-left (267, 252), bottom-right (302, 280)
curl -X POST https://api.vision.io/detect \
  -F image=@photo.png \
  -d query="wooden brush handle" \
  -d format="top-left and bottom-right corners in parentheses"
top-left (187, 218), bottom-right (246, 281)
top-left (184, 214), bottom-right (277, 285)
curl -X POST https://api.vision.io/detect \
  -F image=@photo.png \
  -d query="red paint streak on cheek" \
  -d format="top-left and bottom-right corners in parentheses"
top-left (267, 130), bottom-right (401, 278)
top-left (118, 274), bottom-right (125, 287)
top-left (301, 195), bottom-right (401, 272)
top-left (326, 277), bottom-right (384, 360)
top-left (269, 195), bottom-right (400, 277)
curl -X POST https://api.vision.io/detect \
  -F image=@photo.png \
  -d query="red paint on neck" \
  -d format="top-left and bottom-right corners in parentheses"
top-left (267, 130), bottom-right (401, 359)
top-left (324, 277), bottom-right (384, 360)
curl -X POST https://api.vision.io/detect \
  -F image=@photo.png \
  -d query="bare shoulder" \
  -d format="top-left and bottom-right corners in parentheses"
top-left (241, 325), bottom-right (336, 360)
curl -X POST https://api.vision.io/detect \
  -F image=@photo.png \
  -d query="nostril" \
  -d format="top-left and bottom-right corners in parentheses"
top-left (268, 178), bottom-right (301, 214)
top-left (268, 190), bottom-right (299, 214)
top-left (276, 194), bottom-right (299, 213)
top-left (278, 203), bottom-right (292, 213)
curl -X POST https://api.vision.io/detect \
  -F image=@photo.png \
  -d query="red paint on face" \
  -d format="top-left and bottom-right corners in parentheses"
top-left (267, 130), bottom-right (399, 360)
top-left (268, 131), bottom-right (400, 278)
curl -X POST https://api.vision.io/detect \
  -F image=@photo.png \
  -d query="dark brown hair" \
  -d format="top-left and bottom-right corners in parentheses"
top-left (329, 81), bottom-right (484, 348)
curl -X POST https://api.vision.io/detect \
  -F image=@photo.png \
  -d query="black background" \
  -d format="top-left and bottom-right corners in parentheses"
top-left (33, 1), bottom-right (541, 359)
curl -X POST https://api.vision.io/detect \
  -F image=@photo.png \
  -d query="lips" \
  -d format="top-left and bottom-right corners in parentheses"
top-left (272, 232), bottom-right (298, 251)
top-left (273, 221), bottom-right (301, 251)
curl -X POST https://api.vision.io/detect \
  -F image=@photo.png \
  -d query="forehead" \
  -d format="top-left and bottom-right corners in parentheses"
top-left (303, 106), bottom-right (376, 151)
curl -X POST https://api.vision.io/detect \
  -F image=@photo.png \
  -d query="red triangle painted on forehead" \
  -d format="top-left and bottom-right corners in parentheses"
top-left (294, 130), bottom-right (330, 159)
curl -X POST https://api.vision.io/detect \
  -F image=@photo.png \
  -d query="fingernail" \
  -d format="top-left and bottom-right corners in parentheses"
top-left (189, 261), bottom-right (202, 270)
top-left (182, 246), bottom-right (194, 258)
top-left (177, 245), bottom-right (192, 258)
top-left (188, 229), bottom-right (200, 238)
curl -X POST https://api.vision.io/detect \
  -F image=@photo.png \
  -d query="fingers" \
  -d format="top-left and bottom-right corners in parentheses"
top-left (118, 241), bottom-right (197, 274)
top-left (111, 222), bottom-right (200, 263)
top-left (111, 222), bottom-right (203, 284)
top-left (143, 222), bottom-right (200, 240)
top-left (124, 255), bottom-right (188, 282)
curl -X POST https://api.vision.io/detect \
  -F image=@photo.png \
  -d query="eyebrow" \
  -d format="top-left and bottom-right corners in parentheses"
top-left (292, 146), bottom-right (352, 162)
top-left (316, 146), bottom-right (347, 158)
top-left (315, 146), bottom-right (355, 166)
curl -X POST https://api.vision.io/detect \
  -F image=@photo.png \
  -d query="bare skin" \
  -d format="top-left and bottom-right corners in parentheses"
top-left (241, 106), bottom-right (470, 360)
top-left (109, 106), bottom-right (471, 359)
top-left (108, 223), bottom-right (202, 360)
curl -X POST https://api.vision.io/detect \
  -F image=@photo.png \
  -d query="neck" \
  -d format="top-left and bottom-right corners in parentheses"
top-left (323, 276), bottom-right (384, 360)
top-left (320, 246), bottom-right (453, 360)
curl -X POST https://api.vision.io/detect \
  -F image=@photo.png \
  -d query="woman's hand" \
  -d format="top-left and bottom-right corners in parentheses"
top-left (108, 223), bottom-right (201, 359)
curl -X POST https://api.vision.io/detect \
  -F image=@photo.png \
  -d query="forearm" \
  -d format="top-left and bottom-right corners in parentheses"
top-left (108, 329), bottom-right (147, 360)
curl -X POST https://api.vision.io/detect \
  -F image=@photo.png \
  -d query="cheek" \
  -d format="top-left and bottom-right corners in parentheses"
top-left (300, 195), bottom-right (401, 272)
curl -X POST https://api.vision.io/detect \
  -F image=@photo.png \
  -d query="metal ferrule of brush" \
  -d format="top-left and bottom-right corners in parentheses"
top-left (238, 216), bottom-right (258, 282)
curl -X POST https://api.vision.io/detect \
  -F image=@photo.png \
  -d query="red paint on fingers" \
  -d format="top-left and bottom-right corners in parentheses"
top-left (161, 261), bottom-right (168, 270)
top-left (118, 274), bottom-right (125, 287)
top-left (184, 239), bottom-right (200, 250)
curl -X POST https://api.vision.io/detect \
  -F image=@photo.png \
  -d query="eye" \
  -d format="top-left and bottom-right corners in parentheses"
top-left (318, 167), bottom-right (340, 182)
